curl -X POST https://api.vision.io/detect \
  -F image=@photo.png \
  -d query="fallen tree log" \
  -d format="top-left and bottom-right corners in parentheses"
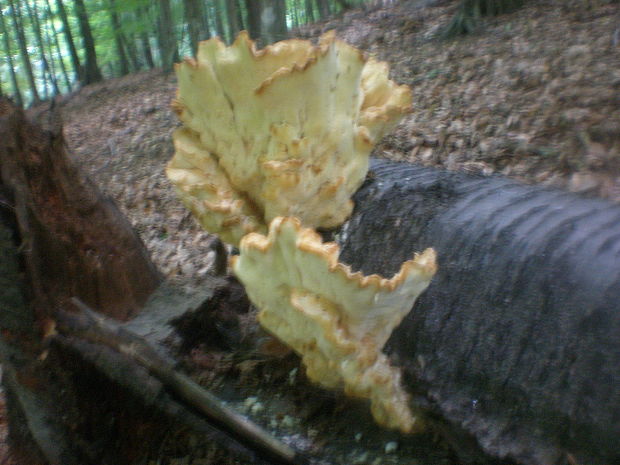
top-left (2, 98), bottom-right (618, 465)
top-left (336, 159), bottom-right (620, 465)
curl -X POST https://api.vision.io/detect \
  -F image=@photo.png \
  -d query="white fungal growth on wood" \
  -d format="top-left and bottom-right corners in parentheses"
top-left (232, 217), bottom-right (436, 433)
top-left (166, 31), bottom-right (411, 245)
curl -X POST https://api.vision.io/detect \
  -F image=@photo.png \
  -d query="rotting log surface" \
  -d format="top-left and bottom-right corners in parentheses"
top-left (0, 101), bottom-right (165, 465)
top-left (337, 159), bottom-right (620, 465)
top-left (0, 100), bottom-right (161, 321)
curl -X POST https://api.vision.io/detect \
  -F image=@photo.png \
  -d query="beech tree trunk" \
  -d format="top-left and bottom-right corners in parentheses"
top-left (73, 0), bottom-right (102, 84)
top-left (244, 0), bottom-right (262, 42)
top-left (336, 159), bottom-right (620, 465)
top-left (138, 7), bottom-right (156, 69)
top-left (108, 0), bottom-right (130, 76)
top-left (183, 0), bottom-right (208, 55)
top-left (157, 0), bottom-right (179, 70)
top-left (226, 0), bottom-right (243, 40)
top-left (55, 0), bottom-right (82, 84)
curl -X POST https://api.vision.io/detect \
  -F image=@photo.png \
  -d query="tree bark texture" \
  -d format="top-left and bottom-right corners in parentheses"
top-left (157, 0), bottom-right (179, 70)
top-left (108, 0), bottom-right (130, 76)
top-left (54, 0), bottom-right (82, 84)
top-left (226, 0), bottom-right (243, 40)
top-left (336, 159), bottom-right (620, 465)
top-left (73, 0), bottom-right (102, 84)
top-left (138, 7), bottom-right (156, 69)
top-left (0, 101), bottom-right (160, 321)
top-left (183, 0), bottom-right (207, 55)
top-left (244, 0), bottom-right (263, 42)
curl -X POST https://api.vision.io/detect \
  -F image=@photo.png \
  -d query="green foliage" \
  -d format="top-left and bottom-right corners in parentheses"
top-left (442, 0), bottom-right (525, 37)
top-left (0, 0), bottom-right (378, 105)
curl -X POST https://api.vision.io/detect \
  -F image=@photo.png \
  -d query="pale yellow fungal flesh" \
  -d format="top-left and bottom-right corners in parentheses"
top-left (167, 31), bottom-right (412, 245)
top-left (232, 217), bottom-right (437, 432)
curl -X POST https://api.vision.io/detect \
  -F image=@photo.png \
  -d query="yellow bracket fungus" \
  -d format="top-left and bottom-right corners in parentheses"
top-left (232, 217), bottom-right (437, 433)
top-left (166, 31), bottom-right (412, 245)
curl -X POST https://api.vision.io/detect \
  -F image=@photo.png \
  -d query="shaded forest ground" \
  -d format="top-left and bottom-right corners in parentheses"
top-left (1, 0), bottom-right (618, 462)
top-left (52, 0), bottom-right (620, 289)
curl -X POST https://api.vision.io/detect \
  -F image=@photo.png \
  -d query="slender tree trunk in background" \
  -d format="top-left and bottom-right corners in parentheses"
top-left (25, 0), bottom-right (61, 96)
top-left (55, 0), bottom-right (82, 84)
top-left (183, 0), bottom-right (204, 56)
top-left (122, 33), bottom-right (140, 71)
top-left (73, 0), bottom-right (103, 84)
top-left (213, 1), bottom-right (225, 39)
top-left (157, 0), bottom-right (179, 70)
top-left (138, 7), bottom-right (156, 69)
top-left (108, 0), bottom-right (130, 76)
top-left (316, 0), bottom-right (331, 18)
top-left (226, 0), bottom-right (242, 41)
top-left (291, 0), bottom-right (300, 28)
top-left (244, 0), bottom-right (262, 42)
top-left (236, 0), bottom-right (246, 31)
top-left (334, 0), bottom-right (354, 10)
top-left (304, 0), bottom-right (315, 23)
top-left (45, 0), bottom-right (72, 91)
top-left (0, 8), bottom-right (23, 106)
top-left (261, 0), bottom-right (288, 44)
top-left (44, 27), bottom-right (61, 93)
top-left (7, 0), bottom-right (40, 104)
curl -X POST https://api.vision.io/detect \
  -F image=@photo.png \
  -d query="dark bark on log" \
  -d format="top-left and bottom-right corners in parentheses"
top-left (336, 159), bottom-right (620, 465)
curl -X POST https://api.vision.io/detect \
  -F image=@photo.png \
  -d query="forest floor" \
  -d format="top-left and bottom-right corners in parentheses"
top-left (4, 0), bottom-right (619, 464)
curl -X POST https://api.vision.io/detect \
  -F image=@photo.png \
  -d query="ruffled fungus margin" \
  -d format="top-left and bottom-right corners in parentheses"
top-left (166, 31), bottom-right (412, 245)
top-left (232, 217), bottom-right (437, 433)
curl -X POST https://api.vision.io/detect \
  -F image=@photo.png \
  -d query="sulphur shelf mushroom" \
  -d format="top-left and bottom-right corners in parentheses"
top-left (166, 31), bottom-right (412, 245)
top-left (232, 217), bottom-right (437, 433)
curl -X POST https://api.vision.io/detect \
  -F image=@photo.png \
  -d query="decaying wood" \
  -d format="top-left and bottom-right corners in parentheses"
top-left (55, 298), bottom-right (303, 465)
top-left (336, 159), bottom-right (620, 465)
top-left (0, 99), bottom-right (160, 321)
top-left (1, 100), bottom-right (295, 465)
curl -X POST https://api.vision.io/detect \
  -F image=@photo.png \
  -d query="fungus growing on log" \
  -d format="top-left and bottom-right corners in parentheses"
top-left (166, 31), bottom-right (411, 245)
top-left (232, 217), bottom-right (437, 433)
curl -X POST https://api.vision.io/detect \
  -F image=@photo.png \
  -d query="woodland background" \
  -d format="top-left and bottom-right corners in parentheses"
top-left (0, 0), bottom-right (619, 463)
top-left (3, 0), bottom-right (407, 106)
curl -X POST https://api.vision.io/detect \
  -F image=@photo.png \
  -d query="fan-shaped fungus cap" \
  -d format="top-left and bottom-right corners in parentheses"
top-left (232, 217), bottom-right (437, 432)
top-left (167, 31), bottom-right (412, 245)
